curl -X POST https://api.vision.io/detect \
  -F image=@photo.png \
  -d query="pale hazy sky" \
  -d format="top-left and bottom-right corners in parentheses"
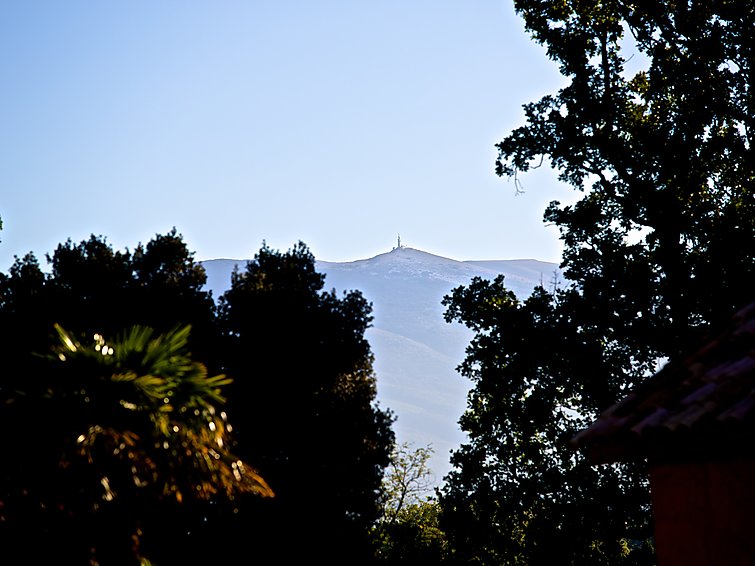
top-left (1, 0), bottom-right (575, 271)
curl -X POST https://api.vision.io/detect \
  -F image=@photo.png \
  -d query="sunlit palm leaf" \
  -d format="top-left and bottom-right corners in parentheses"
top-left (49, 323), bottom-right (273, 503)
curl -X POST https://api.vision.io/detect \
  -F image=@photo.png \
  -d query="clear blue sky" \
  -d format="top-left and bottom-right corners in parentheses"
top-left (0, 0), bottom-right (575, 272)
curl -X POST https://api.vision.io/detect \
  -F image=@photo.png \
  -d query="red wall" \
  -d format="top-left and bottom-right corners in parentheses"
top-left (650, 459), bottom-right (755, 566)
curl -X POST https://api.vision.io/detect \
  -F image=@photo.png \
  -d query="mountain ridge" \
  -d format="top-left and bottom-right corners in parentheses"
top-left (201, 247), bottom-right (560, 482)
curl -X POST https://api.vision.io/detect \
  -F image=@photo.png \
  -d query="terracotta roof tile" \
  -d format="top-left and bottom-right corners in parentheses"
top-left (572, 301), bottom-right (755, 464)
top-left (717, 393), bottom-right (755, 422)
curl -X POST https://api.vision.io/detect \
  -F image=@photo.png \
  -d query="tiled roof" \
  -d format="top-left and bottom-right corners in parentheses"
top-left (571, 301), bottom-right (755, 464)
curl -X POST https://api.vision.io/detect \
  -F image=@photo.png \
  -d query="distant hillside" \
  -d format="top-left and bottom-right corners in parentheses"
top-left (202, 247), bottom-right (560, 483)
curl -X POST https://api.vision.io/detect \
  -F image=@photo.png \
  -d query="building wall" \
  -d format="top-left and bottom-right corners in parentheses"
top-left (650, 458), bottom-right (755, 566)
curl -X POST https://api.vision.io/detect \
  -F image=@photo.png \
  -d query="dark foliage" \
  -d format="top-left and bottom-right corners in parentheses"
top-left (440, 1), bottom-right (754, 564)
top-left (0, 229), bottom-right (215, 362)
top-left (0, 232), bottom-right (394, 563)
top-left (0, 230), bottom-right (230, 562)
top-left (0, 322), bottom-right (271, 564)
top-left (217, 241), bottom-right (395, 565)
top-left (441, 283), bottom-right (654, 564)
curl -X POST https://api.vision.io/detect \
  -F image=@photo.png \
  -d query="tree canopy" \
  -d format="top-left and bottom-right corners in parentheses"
top-left (0, 229), bottom-right (216, 369)
top-left (440, 1), bottom-right (754, 564)
top-left (0, 233), bottom-right (395, 564)
top-left (217, 242), bottom-right (395, 564)
top-left (374, 443), bottom-right (449, 565)
top-left (499, 0), bottom-right (754, 350)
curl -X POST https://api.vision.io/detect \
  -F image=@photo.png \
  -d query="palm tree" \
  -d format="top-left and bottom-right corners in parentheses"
top-left (0, 324), bottom-right (272, 564)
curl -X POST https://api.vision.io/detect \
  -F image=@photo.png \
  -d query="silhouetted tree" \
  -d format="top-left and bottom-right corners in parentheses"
top-left (441, 283), bottom-right (653, 564)
top-left (48, 229), bottom-right (216, 354)
top-left (130, 229), bottom-right (219, 363)
top-left (0, 233), bottom-right (398, 563)
top-left (0, 229), bottom-right (216, 366)
top-left (0, 229), bottom-right (219, 401)
top-left (0, 230), bottom-right (236, 563)
top-left (218, 242), bottom-right (395, 564)
top-left (440, 1), bottom-right (755, 564)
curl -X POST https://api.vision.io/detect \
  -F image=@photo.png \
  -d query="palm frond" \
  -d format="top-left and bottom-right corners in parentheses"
top-left (46, 323), bottom-right (273, 506)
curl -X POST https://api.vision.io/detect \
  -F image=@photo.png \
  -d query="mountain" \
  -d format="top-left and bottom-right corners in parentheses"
top-left (201, 247), bottom-right (560, 483)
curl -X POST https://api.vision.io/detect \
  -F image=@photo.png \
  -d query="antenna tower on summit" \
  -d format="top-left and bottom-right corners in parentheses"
top-left (393, 234), bottom-right (405, 251)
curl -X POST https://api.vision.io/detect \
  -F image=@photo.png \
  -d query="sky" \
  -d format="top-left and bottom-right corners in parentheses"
top-left (0, 0), bottom-right (577, 272)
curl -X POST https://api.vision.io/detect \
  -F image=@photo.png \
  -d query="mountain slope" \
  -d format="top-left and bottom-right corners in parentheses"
top-left (202, 247), bottom-right (559, 482)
